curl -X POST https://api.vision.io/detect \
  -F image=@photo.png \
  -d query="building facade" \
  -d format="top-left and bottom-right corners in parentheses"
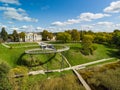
top-left (25, 32), bottom-right (42, 42)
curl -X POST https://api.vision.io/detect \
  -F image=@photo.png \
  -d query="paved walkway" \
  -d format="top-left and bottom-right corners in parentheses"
top-left (1, 43), bottom-right (10, 48)
top-left (28, 57), bottom-right (114, 90)
top-left (60, 53), bottom-right (91, 90)
top-left (28, 58), bottom-right (114, 75)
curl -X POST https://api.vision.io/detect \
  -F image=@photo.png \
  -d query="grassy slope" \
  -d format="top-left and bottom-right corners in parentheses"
top-left (0, 44), bottom-right (25, 67)
top-left (0, 43), bottom-right (69, 69)
top-left (0, 43), bottom-right (118, 67)
top-left (63, 43), bottom-right (118, 66)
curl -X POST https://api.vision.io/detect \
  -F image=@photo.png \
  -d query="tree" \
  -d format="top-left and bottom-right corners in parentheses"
top-left (19, 32), bottom-right (25, 42)
top-left (41, 30), bottom-right (49, 40)
top-left (0, 62), bottom-right (11, 90)
top-left (81, 35), bottom-right (95, 55)
top-left (112, 30), bottom-right (120, 46)
top-left (80, 30), bottom-right (86, 41)
top-left (12, 30), bottom-right (19, 42)
top-left (112, 30), bottom-right (120, 55)
top-left (71, 29), bottom-right (80, 41)
top-left (0, 27), bottom-right (8, 41)
top-left (8, 34), bottom-right (14, 42)
top-left (47, 32), bottom-right (53, 40)
top-left (56, 32), bottom-right (71, 43)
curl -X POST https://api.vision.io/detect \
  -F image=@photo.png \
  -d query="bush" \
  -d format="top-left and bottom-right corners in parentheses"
top-left (0, 62), bottom-right (12, 90)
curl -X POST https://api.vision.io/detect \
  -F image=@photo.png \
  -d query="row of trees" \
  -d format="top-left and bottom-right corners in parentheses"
top-left (0, 27), bottom-right (25, 42)
top-left (1, 27), bottom-right (120, 49)
top-left (0, 28), bottom-right (54, 42)
top-left (56, 29), bottom-right (120, 55)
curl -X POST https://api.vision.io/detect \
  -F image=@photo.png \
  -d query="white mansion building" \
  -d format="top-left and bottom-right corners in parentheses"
top-left (25, 32), bottom-right (42, 42)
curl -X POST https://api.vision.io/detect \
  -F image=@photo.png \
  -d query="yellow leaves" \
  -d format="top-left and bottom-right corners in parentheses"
top-left (8, 66), bottom-right (28, 90)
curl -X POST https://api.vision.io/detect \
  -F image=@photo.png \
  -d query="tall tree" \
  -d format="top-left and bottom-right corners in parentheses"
top-left (47, 32), bottom-right (53, 40)
top-left (41, 30), bottom-right (49, 40)
top-left (81, 35), bottom-right (94, 55)
top-left (0, 27), bottom-right (8, 41)
top-left (56, 32), bottom-right (71, 43)
top-left (19, 32), bottom-right (25, 42)
top-left (12, 30), bottom-right (19, 42)
top-left (71, 29), bottom-right (80, 41)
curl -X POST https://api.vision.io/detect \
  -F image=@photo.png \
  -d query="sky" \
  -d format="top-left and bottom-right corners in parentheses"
top-left (0, 0), bottom-right (120, 33)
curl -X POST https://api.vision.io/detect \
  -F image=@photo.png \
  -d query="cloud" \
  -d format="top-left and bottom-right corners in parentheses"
top-left (51, 18), bottom-right (81, 26)
top-left (97, 21), bottom-right (114, 26)
top-left (52, 21), bottom-right (66, 26)
top-left (18, 25), bottom-right (44, 32)
top-left (36, 27), bottom-right (44, 30)
top-left (10, 27), bottom-right (19, 30)
top-left (0, 0), bottom-right (20, 5)
top-left (79, 12), bottom-right (110, 21)
top-left (88, 21), bottom-right (120, 32)
top-left (0, 6), bottom-right (38, 22)
top-left (51, 12), bottom-right (110, 26)
top-left (104, 1), bottom-right (120, 13)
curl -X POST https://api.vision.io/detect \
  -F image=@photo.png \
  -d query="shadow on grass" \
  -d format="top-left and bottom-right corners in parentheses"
top-left (40, 53), bottom-right (56, 65)
top-left (107, 50), bottom-right (120, 58)
top-left (17, 53), bottom-right (57, 67)
top-left (17, 53), bottom-right (26, 65)
top-left (28, 53), bottom-right (57, 67)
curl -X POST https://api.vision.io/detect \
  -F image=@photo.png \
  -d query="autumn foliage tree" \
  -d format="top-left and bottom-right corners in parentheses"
top-left (66, 29), bottom-right (80, 41)
top-left (0, 62), bottom-right (11, 90)
top-left (8, 66), bottom-right (28, 90)
top-left (56, 32), bottom-right (71, 43)
top-left (81, 35), bottom-right (96, 55)
top-left (71, 29), bottom-right (80, 41)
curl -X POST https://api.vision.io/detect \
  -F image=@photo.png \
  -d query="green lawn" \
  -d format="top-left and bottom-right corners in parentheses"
top-left (0, 43), bottom-right (118, 68)
top-left (0, 43), bottom-right (40, 67)
top-left (5, 42), bottom-right (39, 48)
top-left (62, 43), bottom-right (118, 66)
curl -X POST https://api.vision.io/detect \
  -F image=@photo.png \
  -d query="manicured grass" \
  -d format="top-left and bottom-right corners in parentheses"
top-left (0, 43), bottom-right (69, 70)
top-left (0, 44), bottom-right (25, 67)
top-left (0, 43), bottom-right (119, 68)
top-left (5, 42), bottom-right (39, 48)
top-left (62, 43), bottom-right (118, 66)
top-left (0, 44), bottom-right (40, 67)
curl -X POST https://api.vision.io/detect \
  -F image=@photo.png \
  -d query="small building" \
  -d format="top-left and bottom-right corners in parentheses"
top-left (25, 32), bottom-right (42, 42)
